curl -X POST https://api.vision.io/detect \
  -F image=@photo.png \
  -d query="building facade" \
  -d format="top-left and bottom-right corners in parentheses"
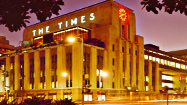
top-left (144, 44), bottom-right (187, 92)
top-left (0, 36), bottom-right (14, 55)
top-left (0, 0), bottom-right (186, 102)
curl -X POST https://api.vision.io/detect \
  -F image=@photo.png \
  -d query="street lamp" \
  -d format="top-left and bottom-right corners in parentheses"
top-left (68, 37), bottom-right (75, 42)
top-left (62, 72), bottom-right (70, 88)
top-left (67, 36), bottom-right (84, 105)
top-left (98, 70), bottom-right (107, 101)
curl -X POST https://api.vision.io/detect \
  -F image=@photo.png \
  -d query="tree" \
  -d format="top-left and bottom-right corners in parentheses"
top-left (0, 0), bottom-right (64, 32)
top-left (141, 0), bottom-right (187, 16)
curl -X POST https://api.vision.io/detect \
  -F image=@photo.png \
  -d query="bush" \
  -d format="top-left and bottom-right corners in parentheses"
top-left (0, 97), bottom-right (77, 105)
top-left (55, 98), bottom-right (77, 105)
top-left (0, 99), bottom-right (8, 105)
top-left (24, 96), bottom-right (52, 105)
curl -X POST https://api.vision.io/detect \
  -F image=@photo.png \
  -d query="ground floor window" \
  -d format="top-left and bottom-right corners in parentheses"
top-left (64, 93), bottom-right (72, 100)
top-left (98, 94), bottom-right (105, 101)
top-left (84, 94), bottom-right (92, 101)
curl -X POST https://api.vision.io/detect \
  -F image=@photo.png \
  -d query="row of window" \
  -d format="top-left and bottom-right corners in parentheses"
top-left (34, 27), bottom-right (89, 46)
top-left (145, 49), bottom-right (186, 62)
top-left (144, 55), bottom-right (187, 70)
top-left (112, 44), bottom-right (137, 55)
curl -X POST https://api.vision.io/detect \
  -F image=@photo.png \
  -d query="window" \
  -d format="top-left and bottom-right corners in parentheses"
top-left (43, 33), bottom-right (54, 44)
top-left (162, 83), bottom-right (173, 88)
top-left (122, 25), bottom-right (124, 37)
top-left (113, 70), bottom-right (115, 77)
top-left (129, 49), bottom-right (131, 54)
top-left (162, 75), bottom-right (173, 81)
top-left (181, 64), bottom-right (185, 70)
top-left (123, 60), bottom-right (125, 68)
top-left (112, 44), bottom-right (115, 51)
top-left (161, 59), bottom-right (164, 64)
top-left (84, 94), bottom-right (92, 101)
top-left (170, 62), bottom-right (175, 67)
top-left (176, 63), bottom-right (180, 69)
top-left (122, 47), bottom-right (124, 53)
top-left (33, 36), bottom-right (43, 46)
top-left (98, 95), bottom-right (105, 101)
top-left (156, 58), bottom-right (160, 63)
top-left (152, 57), bottom-right (155, 61)
top-left (164, 60), bottom-right (167, 65)
top-left (145, 76), bottom-right (149, 82)
top-left (144, 55), bottom-right (148, 59)
top-left (149, 56), bottom-right (152, 60)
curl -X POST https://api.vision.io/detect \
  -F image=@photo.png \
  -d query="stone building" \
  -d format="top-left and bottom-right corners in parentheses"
top-left (0, 0), bottom-right (186, 102)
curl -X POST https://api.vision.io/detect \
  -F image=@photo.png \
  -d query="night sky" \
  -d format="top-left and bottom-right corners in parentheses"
top-left (0, 0), bottom-right (186, 51)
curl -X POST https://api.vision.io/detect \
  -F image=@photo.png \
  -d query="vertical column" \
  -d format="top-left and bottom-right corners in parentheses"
top-left (103, 50), bottom-right (112, 88)
top-left (137, 36), bottom-right (144, 91)
top-left (57, 45), bottom-right (66, 89)
top-left (34, 51), bottom-right (40, 89)
top-left (6, 57), bottom-right (11, 90)
top-left (103, 49), bottom-right (112, 100)
top-left (155, 62), bottom-right (159, 92)
top-left (57, 45), bottom-right (66, 100)
top-left (123, 22), bottom-right (128, 40)
top-left (72, 42), bottom-right (83, 101)
top-left (90, 46), bottom-right (97, 89)
top-left (45, 48), bottom-right (52, 89)
top-left (124, 41), bottom-right (130, 87)
top-left (115, 39), bottom-right (123, 89)
top-left (15, 55), bottom-right (20, 90)
top-left (148, 61), bottom-right (152, 91)
top-left (24, 53), bottom-right (30, 90)
top-left (129, 12), bottom-right (136, 42)
top-left (131, 43), bottom-right (136, 87)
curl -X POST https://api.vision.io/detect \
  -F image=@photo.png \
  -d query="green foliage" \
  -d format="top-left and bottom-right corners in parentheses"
top-left (0, 0), bottom-right (64, 32)
top-left (141, 0), bottom-right (187, 15)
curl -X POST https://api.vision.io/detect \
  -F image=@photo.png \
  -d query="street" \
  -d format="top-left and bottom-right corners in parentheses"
top-left (84, 103), bottom-right (187, 105)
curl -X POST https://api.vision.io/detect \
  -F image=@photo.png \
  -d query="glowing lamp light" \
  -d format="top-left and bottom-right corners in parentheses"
top-left (68, 37), bottom-right (75, 42)
top-left (62, 72), bottom-right (67, 77)
top-left (102, 72), bottom-right (107, 77)
top-left (127, 86), bottom-right (131, 90)
top-left (179, 76), bottom-right (182, 81)
top-left (119, 9), bottom-right (127, 21)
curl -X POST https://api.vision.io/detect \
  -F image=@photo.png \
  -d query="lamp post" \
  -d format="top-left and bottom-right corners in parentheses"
top-left (62, 72), bottom-right (70, 88)
top-left (98, 70), bottom-right (107, 101)
top-left (127, 86), bottom-right (132, 100)
top-left (68, 36), bottom-right (84, 105)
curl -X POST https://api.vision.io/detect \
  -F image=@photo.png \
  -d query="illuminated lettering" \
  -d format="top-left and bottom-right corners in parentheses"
top-left (39, 28), bottom-right (43, 35)
top-left (46, 26), bottom-right (50, 33)
top-left (66, 21), bottom-right (68, 27)
top-left (58, 22), bottom-right (63, 29)
top-left (32, 30), bottom-right (36, 36)
top-left (81, 16), bottom-right (86, 23)
top-left (90, 13), bottom-right (95, 20)
top-left (71, 18), bottom-right (77, 26)
top-left (31, 12), bottom-right (96, 36)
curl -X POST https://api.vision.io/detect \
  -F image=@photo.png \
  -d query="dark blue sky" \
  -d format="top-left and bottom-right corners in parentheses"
top-left (0, 0), bottom-right (186, 51)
